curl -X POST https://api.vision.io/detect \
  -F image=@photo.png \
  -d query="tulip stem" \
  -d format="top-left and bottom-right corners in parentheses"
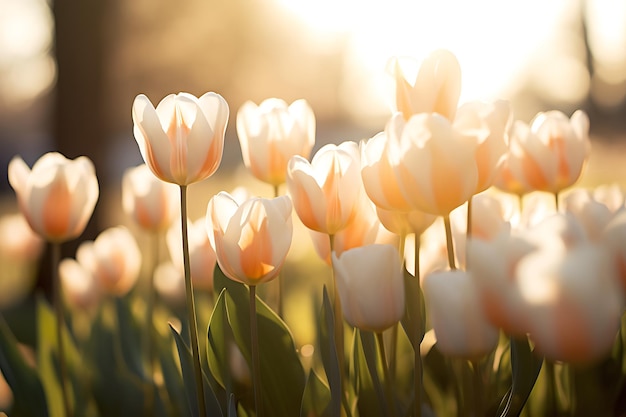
top-left (414, 234), bottom-right (423, 417)
top-left (443, 214), bottom-right (456, 270)
top-left (554, 192), bottom-right (560, 212)
top-left (249, 285), bottom-right (263, 417)
top-left (52, 242), bottom-right (72, 417)
top-left (180, 185), bottom-right (206, 417)
top-left (376, 332), bottom-right (396, 417)
top-left (143, 232), bottom-right (159, 415)
top-left (329, 233), bottom-right (348, 416)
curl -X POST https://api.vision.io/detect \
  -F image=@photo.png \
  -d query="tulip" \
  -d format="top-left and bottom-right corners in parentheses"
top-left (122, 163), bottom-right (178, 232)
top-left (494, 110), bottom-right (590, 196)
top-left (453, 100), bottom-right (512, 193)
top-left (387, 112), bottom-right (479, 216)
top-left (58, 257), bottom-right (101, 311)
top-left (0, 213), bottom-right (44, 262)
top-left (603, 208), bottom-right (626, 290)
top-left (132, 92), bottom-right (229, 185)
top-left (153, 262), bottom-right (186, 308)
top-left (562, 189), bottom-right (613, 241)
top-left (237, 98), bottom-right (315, 187)
top-left (423, 270), bottom-right (499, 358)
top-left (8, 152), bottom-right (99, 243)
top-left (206, 192), bottom-right (293, 286)
top-left (310, 191), bottom-right (398, 264)
top-left (167, 218), bottom-right (217, 291)
top-left (593, 183), bottom-right (625, 213)
top-left (332, 244), bottom-right (404, 333)
top-left (375, 206), bottom-right (437, 238)
top-left (390, 49), bottom-right (461, 121)
top-left (287, 141), bottom-right (361, 235)
top-left (76, 226), bottom-right (142, 297)
top-left (361, 132), bottom-right (412, 212)
top-left (519, 242), bottom-right (622, 363)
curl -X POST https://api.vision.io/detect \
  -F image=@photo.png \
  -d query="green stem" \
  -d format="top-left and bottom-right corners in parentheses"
top-left (376, 332), bottom-right (397, 417)
top-left (389, 324), bottom-right (399, 384)
top-left (143, 232), bottom-right (159, 415)
top-left (443, 214), bottom-right (456, 270)
top-left (471, 360), bottom-right (483, 417)
top-left (249, 285), bottom-right (263, 417)
top-left (180, 185), bottom-right (206, 416)
top-left (554, 192), bottom-right (560, 212)
top-left (414, 234), bottom-right (423, 417)
top-left (53, 242), bottom-right (72, 417)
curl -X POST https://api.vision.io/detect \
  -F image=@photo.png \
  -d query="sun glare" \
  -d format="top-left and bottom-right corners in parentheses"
top-left (277, 0), bottom-right (571, 122)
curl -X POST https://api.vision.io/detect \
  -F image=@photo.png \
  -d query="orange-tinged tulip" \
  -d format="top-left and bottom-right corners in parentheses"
top-left (75, 226), bottom-right (141, 296)
top-left (563, 189), bottom-right (613, 241)
top-left (237, 98), bottom-right (315, 186)
top-left (132, 92), bottom-right (229, 185)
top-left (8, 152), bottom-right (99, 243)
top-left (387, 112), bottom-right (479, 216)
top-left (495, 110), bottom-right (590, 195)
top-left (375, 206), bottom-right (437, 237)
top-left (167, 218), bottom-right (217, 291)
top-left (453, 100), bottom-right (512, 193)
top-left (360, 132), bottom-right (412, 212)
top-left (287, 142), bottom-right (361, 234)
top-left (59, 257), bottom-right (101, 311)
top-left (519, 242), bottom-right (622, 363)
top-left (122, 163), bottom-right (178, 232)
top-left (423, 270), bottom-right (499, 359)
top-left (206, 192), bottom-right (293, 286)
top-left (390, 49), bottom-right (461, 121)
top-left (332, 244), bottom-right (404, 333)
top-left (0, 213), bottom-right (44, 261)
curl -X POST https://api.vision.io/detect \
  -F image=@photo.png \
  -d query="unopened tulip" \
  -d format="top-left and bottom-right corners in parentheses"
top-left (332, 244), bottom-right (404, 332)
top-left (287, 141), bottom-right (361, 234)
top-left (361, 132), bottom-right (412, 212)
top-left (519, 243), bottom-right (622, 363)
top-left (153, 262), bottom-right (186, 308)
top-left (310, 191), bottom-right (398, 264)
top-left (8, 152), bottom-right (99, 243)
top-left (76, 226), bottom-right (141, 296)
top-left (59, 258), bottom-right (101, 310)
top-left (593, 183), bottom-right (625, 213)
top-left (122, 164), bottom-right (178, 232)
top-left (494, 110), bottom-right (590, 196)
top-left (563, 189), bottom-right (613, 241)
top-left (453, 100), bottom-right (512, 193)
top-left (0, 213), bottom-right (44, 262)
top-left (237, 98), bottom-right (315, 186)
top-left (132, 92), bottom-right (229, 185)
top-left (387, 112), bottom-right (479, 216)
top-left (423, 270), bottom-right (499, 358)
top-left (167, 218), bottom-right (217, 291)
top-left (206, 193), bottom-right (293, 286)
top-left (390, 49), bottom-right (461, 121)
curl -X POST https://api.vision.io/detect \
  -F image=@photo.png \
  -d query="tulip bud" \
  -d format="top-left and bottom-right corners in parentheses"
top-left (167, 218), bottom-right (217, 291)
top-left (287, 142), bottom-right (361, 234)
top-left (332, 244), bottom-right (404, 333)
top-left (8, 152), bottom-right (99, 243)
top-left (76, 226), bottom-right (142, 296)
top-left (423, 270), bottom-right (499, 359)
top-left (387, 112), bottom-right (479, 216)
top-left (122, 163), bottom-right (178, 232)
top-left (206, 193), bottom-right (293, 286)
top-left (132, 92), bottom-right (229, 185)
top-left (237, 98), bottom-right (315, 186)
top-left (59, 258), bottom-right (101, 311)
top-left (389, 49), bottom-right (461, 121)
top-left (495, 110), bottom-right (590, 196)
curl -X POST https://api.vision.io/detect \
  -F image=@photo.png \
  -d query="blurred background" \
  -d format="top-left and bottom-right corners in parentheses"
top-left (1, 0), bottom-right (626, 245)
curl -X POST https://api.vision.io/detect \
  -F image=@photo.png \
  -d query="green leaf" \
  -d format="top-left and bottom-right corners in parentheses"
top-left (0, 315), bottom-right (49, 417)
top-left (496, 336), bottom-right (543, 417)
top-left (300, 369), bottom-right (332, 417)
top-left (352, 329), bottom-right (384, 417)
top-left (114, 297), bottom-right (146, 378)
top-left (400, 267), bottom-right (424, 351)
top-left (228, 393), bottom-right (238, 417)
top-left (170, 323), bottom-right (223, 417)
top-left (317, 286), bottom-right (342, 417)
top-left (207, 289), bottom-right (240, 398)
top-left (211, 264), bottom-right (306, 417)
top-left (359, 330), bottom-right (388, 417)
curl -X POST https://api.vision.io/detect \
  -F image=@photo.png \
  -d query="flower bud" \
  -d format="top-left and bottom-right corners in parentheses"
top-left (8, 152), bottom-right (99, 243)
top-left (237, 98), bottom-right (315, 186)
top-left (132, 92), bottom-right (229, 185)
top-left (206, 193), bottom-right (293, 286)
top-left (332, 244), bottom-right (404, 332)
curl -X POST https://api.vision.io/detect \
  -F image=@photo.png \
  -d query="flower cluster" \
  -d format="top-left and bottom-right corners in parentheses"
top-left (1, 49), bottom-right (625, 417)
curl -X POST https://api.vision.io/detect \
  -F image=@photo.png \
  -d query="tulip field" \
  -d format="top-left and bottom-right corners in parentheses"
top-left (2, 49), bottom-right (626, 417)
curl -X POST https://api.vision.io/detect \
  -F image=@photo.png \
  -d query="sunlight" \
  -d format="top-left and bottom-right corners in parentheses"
top-left (277, 0), bottom-right (571, 121)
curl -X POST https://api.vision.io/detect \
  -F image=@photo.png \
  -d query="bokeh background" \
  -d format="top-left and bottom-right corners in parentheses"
top-left (1, 0), bottom-right (626, 290)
